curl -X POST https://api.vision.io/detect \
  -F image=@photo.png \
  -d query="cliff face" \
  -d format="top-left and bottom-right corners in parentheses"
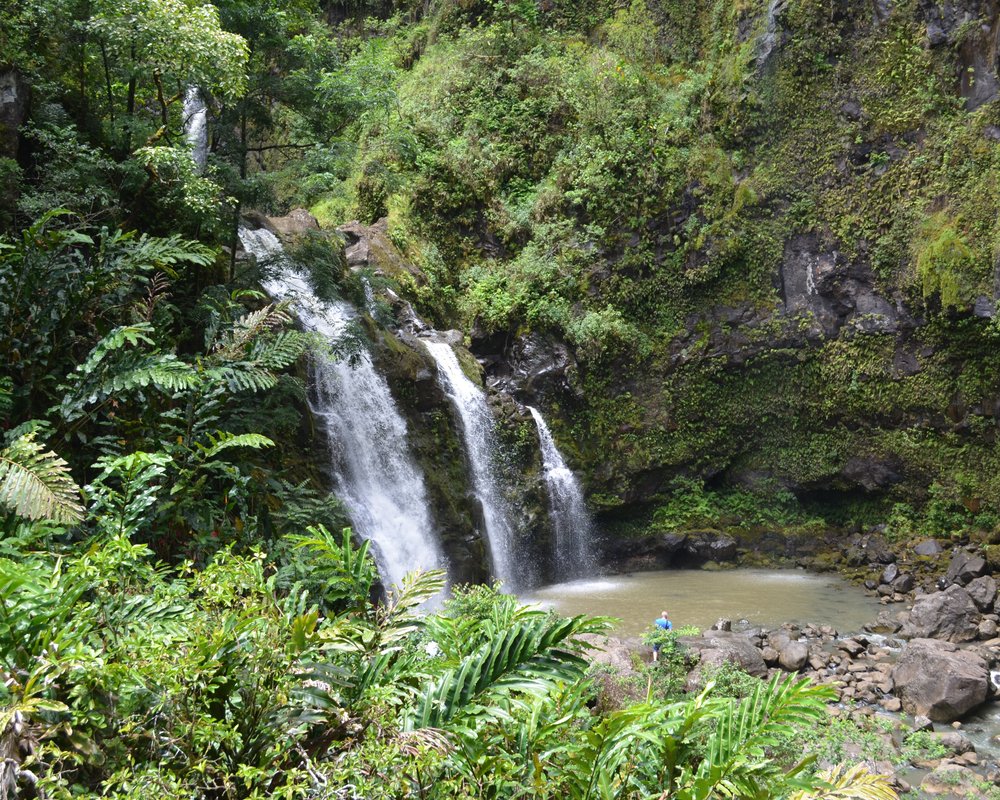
top-left (331, 0), bottom-right (1000, 542)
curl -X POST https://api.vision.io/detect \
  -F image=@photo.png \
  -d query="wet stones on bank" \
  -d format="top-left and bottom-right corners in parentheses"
top-left (584, 540), bottom-right (1000, 796)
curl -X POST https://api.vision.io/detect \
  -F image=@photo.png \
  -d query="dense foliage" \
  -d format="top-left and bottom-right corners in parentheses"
top-left (1, 0), bottom-right (996, 795)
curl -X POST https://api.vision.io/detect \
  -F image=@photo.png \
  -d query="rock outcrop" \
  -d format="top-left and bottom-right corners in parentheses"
top-left (892, 638), bottom-right (989, 722)
top-left (901, 585), bottom-right (980, 643)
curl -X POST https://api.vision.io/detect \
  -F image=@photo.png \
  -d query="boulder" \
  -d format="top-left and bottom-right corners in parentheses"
top-left (269, 208), bottom-right (320, 240)
top-left (902, 585), bottom-right (979, 643)
top-left (777, 641), bottom-right (809, 672)
top-left (684, 532), bottom-right (738, 563)
top-left (945, 551), bottom-right (987, 586)
top-left (935, 731), bottom-right (975, 755)
top-left (920, 764), bottom-right (990, 797)
top-left (915, 539), bottom-right (944, 556)
top-left (865, 611), bottom-right (903, 634)
top-left (891, 573), bottom-right (915, 593)
top-left (967, 576), bottom-right (997, 613)
top-left (684, 631), bottom-right (767, 684)
top-left (881, 563), bottom-right (899, 585)
top-left (893, 639), bottom-right (989, 722)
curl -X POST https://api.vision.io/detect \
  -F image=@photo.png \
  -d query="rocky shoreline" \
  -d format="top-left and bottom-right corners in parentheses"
top-left (584, 540), bottom-right (1000, 796)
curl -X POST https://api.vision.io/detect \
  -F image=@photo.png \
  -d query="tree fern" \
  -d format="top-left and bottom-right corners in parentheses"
top-left (0, 434), bottom-right (84, 523)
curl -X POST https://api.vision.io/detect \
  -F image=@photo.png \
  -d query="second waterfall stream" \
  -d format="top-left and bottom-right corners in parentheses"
top-left (528, 407), bottom-right (596, 580)
top-left (238, 226), bottom-right (445, 592)
top-left (421, 339), bottom-right (521, 589)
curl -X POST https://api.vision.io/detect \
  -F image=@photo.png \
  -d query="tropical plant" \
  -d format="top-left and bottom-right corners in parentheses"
top-left (0, 433), bottom-right (83, 523)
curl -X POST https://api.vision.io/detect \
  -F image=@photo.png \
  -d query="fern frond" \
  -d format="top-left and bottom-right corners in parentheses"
top-left (404, 616), bottom-right (591, 730)
top-left (125, 233), bottom-right (215, 275)
top-left (793, 764), bottom-right (898, 800)
top-left (75, 324), bottom-right (156, 377)
top-left (379, 570), bottom-right (447, 644)
top-left (199, 432), bottom-right (275, 458)
top-left (0, 434), bottom-right (84, 523)
top-left (247, 331), bottom-right (308, 370)
top-left (211, 304), bottom-right (292, 360)
top-left (204, 364), bottom-right (279, 393)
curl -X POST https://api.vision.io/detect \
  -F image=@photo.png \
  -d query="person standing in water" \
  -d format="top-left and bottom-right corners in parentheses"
top-left (652, 610), bottom-right (672, 662)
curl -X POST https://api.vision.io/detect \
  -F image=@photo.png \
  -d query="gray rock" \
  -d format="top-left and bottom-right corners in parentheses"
top-left (777, 641), bottom-right (809, 671)
top-left (882, 563), bottom-right (899, 585)
top-left (914, 714), bottom-right (934, 732)
top-left (945, 552), bottom-right (987, 586)
top-left (979, 619), bottom-right (998, 640)
top-left (893, 639), bottom-right (989, 722)
top-left (935, 731), bottom-right (975, 755)
top-left (902, 585), bottom-right (980, 643)
top-left (967, 576), bottom-right (997, 613)
top-left (865, 610), bottom-right (903, 634)
top-left (915, 539), bottom-right (944, 556)
top-left (838, 638), bottom-right (867, 656)
top-left (685, 631), bottom-right (768, 683)
top-left (892, 574), bottom-right (915, 593)
top-left (269, 208), bottom-right (320, 241)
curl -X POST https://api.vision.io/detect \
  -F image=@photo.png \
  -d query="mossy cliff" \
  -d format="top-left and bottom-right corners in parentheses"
top-left (309, 0), bottom-right (1000, 544)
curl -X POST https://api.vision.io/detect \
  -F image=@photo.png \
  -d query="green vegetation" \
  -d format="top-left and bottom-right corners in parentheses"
top-left (3, 0), bottom-right (1000, 793)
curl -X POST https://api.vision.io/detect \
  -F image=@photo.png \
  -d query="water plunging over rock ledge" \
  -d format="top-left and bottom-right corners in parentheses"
top-left (527, 406), bottom-right (595, 580)
top-left (238, 225), bottom-right (446, 591)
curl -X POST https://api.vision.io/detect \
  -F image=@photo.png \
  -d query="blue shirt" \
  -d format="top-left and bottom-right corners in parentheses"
top-left (655, 617), bottom-right (672, 631)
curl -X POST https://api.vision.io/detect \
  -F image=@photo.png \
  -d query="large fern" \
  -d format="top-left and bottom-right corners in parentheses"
top-left (0, 434), bottom-right (84, 524)
top-left (676, 673), bottom-right (835, 800)
top-left (404, 615), bottom-right (598, 731)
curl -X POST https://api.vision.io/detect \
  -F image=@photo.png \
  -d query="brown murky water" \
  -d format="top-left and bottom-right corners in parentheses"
top-left (521, 568), bottom-right (883, 637)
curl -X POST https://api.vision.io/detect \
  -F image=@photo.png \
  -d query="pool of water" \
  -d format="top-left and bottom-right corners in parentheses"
top-left (521, 568), bottom-right (883, 637)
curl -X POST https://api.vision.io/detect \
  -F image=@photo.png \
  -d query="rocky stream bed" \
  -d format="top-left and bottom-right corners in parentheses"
top-left (582, 540), bottom-right (1000, 797)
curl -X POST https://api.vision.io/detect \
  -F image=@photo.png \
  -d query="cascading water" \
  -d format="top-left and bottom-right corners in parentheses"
top-left (527, 407), bottom-right (595, 579)
top-left (422, 340), bottom-right (519, 589)
top-left (238, 226), bottom-right (445, 591)
top-left (183, 87), bottom-right (208, 171)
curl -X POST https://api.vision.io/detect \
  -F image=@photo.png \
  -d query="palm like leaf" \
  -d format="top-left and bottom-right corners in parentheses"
top-left (793, 765), bottom-right (898, 800)
top-left (405, 615), bottom-right (596, 731)
top-left (0, 434), bottom-right (84, 523)
top-left (684, 674), bottom-right (835, 800)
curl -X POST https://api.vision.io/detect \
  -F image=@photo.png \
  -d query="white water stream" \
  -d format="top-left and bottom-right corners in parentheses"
top-left (183, 87), bottom-right (208, 171)
top-left (422, 340), bottom-right (519, 589)
top-left (238, 227), bottom-right (445, 591)
top-left (527, 406), bottom-right (595, 579)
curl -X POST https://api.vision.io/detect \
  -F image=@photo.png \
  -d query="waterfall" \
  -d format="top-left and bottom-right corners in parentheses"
top-left (238, 226), bottom-right (445, 591)
top-left (422, 340), bottom-right (519, 589)
top-left (183, 87), bottom-right (208, 171)
top-left (527, 407), bottom-right (595, 579)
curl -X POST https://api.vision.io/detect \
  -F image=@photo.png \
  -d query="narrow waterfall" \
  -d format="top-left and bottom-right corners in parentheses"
top-left (527, 407), bottom-right (595, 580)
top-left (422, 340), bottom-right (519, 588)
top-left (183, 87), bottom-right (208, 170)
top-left (238, 227), bottom-right (445, 590)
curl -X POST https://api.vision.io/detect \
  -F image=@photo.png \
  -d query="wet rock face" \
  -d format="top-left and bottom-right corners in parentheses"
top-left (913, 0), bottom-right (1000, 110)
top-left (779, 233), bottom-right (908, 337)
top-left (893, 638), bottom-right (989, 722)
top-left (486, 332), bottom-right (578, 404)
top-left (0, 69), bottom-right (28, 159)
